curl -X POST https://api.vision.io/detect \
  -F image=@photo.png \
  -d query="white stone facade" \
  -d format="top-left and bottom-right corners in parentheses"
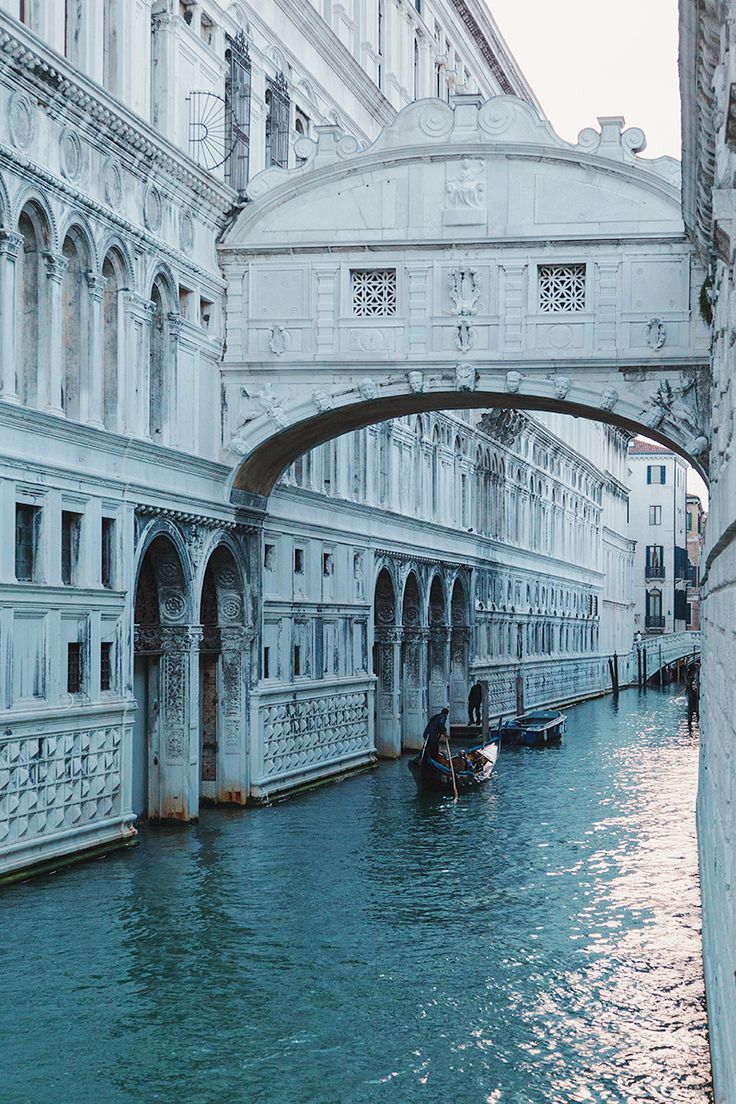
top-left (627, 439), bottom-right (690, 636)
top-left (681, 0), bottom-right (736, 1097)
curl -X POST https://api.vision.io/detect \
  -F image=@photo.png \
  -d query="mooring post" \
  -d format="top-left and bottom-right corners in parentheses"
top-left (481, 680), bottom-right (489, 739)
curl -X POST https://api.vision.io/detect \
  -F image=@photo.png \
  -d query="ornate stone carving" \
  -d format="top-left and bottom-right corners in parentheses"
top-left (103, 157), bottom-right (123, 210)
top-left (553, 375), bottom-right (572, 400)
top-left (85, 271), bottom-right (107, 302)
top-left (448, 268), bottom-right (479, 316)
top-left (446, 159), bottom-right (485, 208)
top-left (358, 377), bottom-right (378, 401)
top-left (454, 363), bottom-right (476, 391)
top-left (599, 388), bottom-right (619, 412)
top-left (312, 389), bottom-right (334, 413)
top-left (505, 370), bottom-right (523, 393)
top-left (256, 384), bottom-right (288, 427)
top-left (268, 325), bottom-right (289, 355)
top-left (455, 320), bottom-right (475, 352)
top-left (42, 252), bottom-right (69, 285)
top-left (0, 230), bottom-right (23, 261)
top-left (262, 692), bottom-right (370, 778)
top-left (59, 128), bottom-right (83, 181)
top-left (640, 378), bottom-right (709, 453)
top-left (8, 91), bottom-right (34, 150)
top-left (143, 182), bottom-right (163, 231)
top-left (645, 317), bottom-right (667, 350)
top-left (407, 370), bottom-right (425, 394)
top-left (180, 210), bottom-right (194, 252)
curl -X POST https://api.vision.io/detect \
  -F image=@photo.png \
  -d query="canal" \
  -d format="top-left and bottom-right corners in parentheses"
top-left (0, 688), bottom-right (710, 1103)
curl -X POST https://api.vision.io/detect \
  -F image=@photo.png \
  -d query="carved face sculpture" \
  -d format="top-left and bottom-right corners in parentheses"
top-left (553, 375), bottom-right (572, 400)
top-left (600, 388), bottom-right (618, 411)
top-left (455, 363), bottom-right (476, 391)
top-left (505, 371), bottom-right (522, 394)
top-left (407, 370), bottom-right (425, 394)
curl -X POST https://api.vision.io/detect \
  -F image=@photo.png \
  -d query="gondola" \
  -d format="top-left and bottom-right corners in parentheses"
top-left (409, 736), bottom-right (500, 794)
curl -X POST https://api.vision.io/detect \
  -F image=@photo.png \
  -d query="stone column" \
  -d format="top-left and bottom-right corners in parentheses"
top-left (41, 251), bottom-right (68, 415)
top-left (0, 230), bottom-right (22, 402)
top-left (217, 625), bottom-right (251, 805)
top-left (428, 625), bottom-right (450, 716)
top-left (166, 312), bottom-right (182, 447)
top-left (158, 625), bottom-right (202, 822)
top-left (85, 270), bottom-right (106, 428)
top-left (401, 626), bottom-right (426, 750)
top-left (121, 292), bottom-right (153, 435)
top-left (374, 626), bottom-right (402, 758)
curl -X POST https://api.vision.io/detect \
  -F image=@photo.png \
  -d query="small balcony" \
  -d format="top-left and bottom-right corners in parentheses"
top-left (645, 564), bottom-right (665, 581)
top-left (645, 614), bottom-right (666, 631)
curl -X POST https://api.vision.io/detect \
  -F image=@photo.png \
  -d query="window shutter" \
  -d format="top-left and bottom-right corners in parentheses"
top-left (660, 465), bottom-right (666, 484)
top-left (647, 466), bottom-right (652, 484)
top-left (266, 71), bottom-right (290, 169)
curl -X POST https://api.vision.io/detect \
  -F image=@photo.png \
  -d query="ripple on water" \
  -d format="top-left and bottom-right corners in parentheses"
top-left (0, 688), bottom-right (711, 1104)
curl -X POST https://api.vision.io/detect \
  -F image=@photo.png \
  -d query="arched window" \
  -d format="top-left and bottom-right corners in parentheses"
top-left (101, 251), bottom-right (124, 431)
top-left (61, 229), bottom-right (91, 421)
top-left (15, 207), bottom-right (46, 408)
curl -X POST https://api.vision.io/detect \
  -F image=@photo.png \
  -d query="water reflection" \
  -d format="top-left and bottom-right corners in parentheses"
top-left (0, 688), bottom-right (711, 1103)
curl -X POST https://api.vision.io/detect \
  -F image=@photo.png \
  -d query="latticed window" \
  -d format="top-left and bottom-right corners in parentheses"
top-left (538, 263), bottom-right (586, 312)
top-left (265, 72), bottom-right (290, 169)
top-left (351, 269), bottom-right (397, 316)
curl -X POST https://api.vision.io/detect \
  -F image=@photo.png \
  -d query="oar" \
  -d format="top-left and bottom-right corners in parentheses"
top-left (444, 736), bottom-right (459, 801)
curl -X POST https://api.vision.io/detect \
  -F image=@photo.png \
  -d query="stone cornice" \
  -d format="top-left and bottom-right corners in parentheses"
top-left (272, 0), bottom-right (395, 129)
top-left (0, 14), bottom-right (234, 215)
top-left (448, 0), bottom-right (542, 108)
top-left (679, 0), bottom-right (720, 259)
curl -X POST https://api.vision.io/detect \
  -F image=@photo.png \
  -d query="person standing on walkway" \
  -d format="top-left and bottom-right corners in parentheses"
top-left (468, 682), bottom-right (482, 726)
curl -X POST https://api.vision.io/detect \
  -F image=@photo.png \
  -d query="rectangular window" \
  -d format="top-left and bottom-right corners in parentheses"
top-left (647, 464), bottom-right (666, 484)
top-left (323, 552), bottom-right (334, 577)
top-left (61, 511), bottom-right (82, 586)
top-left (686, 512), bottom-right (693, 531)
top-left (264, 543), bottom-right (276, 571)
top-left (649, 505), bottom-right (662, 525)
top-left (351, 269), bottom-right (397, 316)
top-left (225, 31), bottom-right (253, 195)
top-left (101, 517), bottom-right (114, 589)
top-left (100, 642), bottom-right (113, 691)
top-left (294, 547), bottom-right (304, 574)
top-left (15, 503), bottom-right (40, 582)
top-left (538, 263), bottom-right (586, 312)
top-left (263, 646), bottom-right (270, 679)
top-left (293, 644), bottom-right (302, 677)
top-left (67, 642), bottom-right (82, 694)
top-left (265, 72), bottom-right (290, 169)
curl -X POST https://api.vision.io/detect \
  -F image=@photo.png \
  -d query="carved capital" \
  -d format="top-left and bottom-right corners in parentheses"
top-left (42, 251), bottom-right (69, 284)
top-left (85, 270), bottom-right (107, 301)
top-left (159, 625), bottom-right (203, 652)
top-left (0, 229), bottom-right (23, 260)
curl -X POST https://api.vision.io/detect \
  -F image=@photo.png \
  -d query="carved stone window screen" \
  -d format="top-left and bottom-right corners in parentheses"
top-left (351, 269), bottom-right (397, 316)
top-left (538, 263), bottom-right (586, 313)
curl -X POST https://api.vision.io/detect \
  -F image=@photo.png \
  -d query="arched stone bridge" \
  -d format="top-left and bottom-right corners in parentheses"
top-left (218, 94), bottom-right (711, 499)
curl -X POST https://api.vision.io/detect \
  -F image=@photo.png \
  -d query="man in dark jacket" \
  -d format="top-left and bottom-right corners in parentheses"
top-left (468, 682), bottom-right (482, 725)
top-left (422, 708), bottom-right (449, 762)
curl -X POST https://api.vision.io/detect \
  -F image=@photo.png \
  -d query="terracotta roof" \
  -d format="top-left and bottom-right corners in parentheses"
top-left (628, 438), bottom-right (674, 455)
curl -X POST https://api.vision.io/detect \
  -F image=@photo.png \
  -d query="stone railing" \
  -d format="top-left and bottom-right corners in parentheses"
top-left (0, 708), bottom-right (136, 879)
top-left (250, 678), bottom-right (375, 798)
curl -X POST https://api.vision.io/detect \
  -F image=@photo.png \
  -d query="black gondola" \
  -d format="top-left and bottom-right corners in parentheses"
top-left (408, 737), bottom-right (500, 794)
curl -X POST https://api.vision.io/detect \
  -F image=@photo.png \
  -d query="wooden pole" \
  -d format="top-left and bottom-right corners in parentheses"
top-left (481, 680), bottom-right (489, 740)
top-left (444, 737), bottom-right (459, 801)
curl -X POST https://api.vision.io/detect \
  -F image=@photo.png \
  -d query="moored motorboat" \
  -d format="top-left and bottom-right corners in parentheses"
top-left (408, 737), bottom-right (500, 794)
top-left (490, 709), bottom-right (566, 747)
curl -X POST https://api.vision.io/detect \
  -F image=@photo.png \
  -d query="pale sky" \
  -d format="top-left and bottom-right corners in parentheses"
top-left (488, 0), bottom-right (681, 160)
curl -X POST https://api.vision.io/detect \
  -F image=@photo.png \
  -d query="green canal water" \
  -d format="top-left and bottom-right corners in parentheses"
top-left (0, 688), bottom-right (711, 1103)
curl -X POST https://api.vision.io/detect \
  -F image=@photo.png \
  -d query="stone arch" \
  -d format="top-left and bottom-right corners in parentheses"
top-left (12, 188), bottom-right (58, 251)
top-left (400, 570), bottom-right (424, 749)
top-left (449, 575), bottom-right (470, 725)
top-left (100, 246), bottom-right (127, 431)
top-left (373, 564), bottom-right (400, 757)
top-left (14, 198), bottom-right (52, 407)
top-left (60, 222), bottom-right (94, 421)
top-left (132, 527), bottom-right (196, 825)
top-left (427, 572), bottom-right (449, 716)
top-left (148, 270), bottom-right (178, 443)
top-left (97, 232), bottom-right (135, 288)
top-left (197, 540), bottom-right (248, 804)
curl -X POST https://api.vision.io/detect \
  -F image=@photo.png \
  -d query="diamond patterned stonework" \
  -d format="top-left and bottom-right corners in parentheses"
top-left (351, 269), bottom-right (397, 316)
top-left (0, 727), bottom-right (122, 847)
top-left (538, 263), bottom-right (586, 313)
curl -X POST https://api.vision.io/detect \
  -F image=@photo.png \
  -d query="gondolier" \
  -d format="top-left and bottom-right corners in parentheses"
top-left (421, 708), bottom-right (450, 762)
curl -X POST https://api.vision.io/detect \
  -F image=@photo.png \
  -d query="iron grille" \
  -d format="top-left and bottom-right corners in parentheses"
top-left (225, 31), bottom-right (251, 195)
top-left (266, 71), bottom-right (290, 169)
top-left (187, 90), bottom-right (236, 171)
